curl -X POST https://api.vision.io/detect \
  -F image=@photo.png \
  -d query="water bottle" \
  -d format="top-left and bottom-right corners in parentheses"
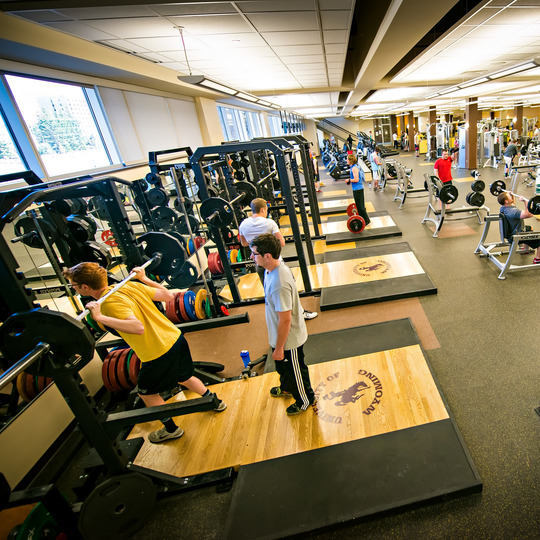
top-left (240, 350), bottom-right (251, 368)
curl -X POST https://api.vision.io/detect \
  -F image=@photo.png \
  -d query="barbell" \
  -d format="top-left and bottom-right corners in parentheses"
top-left (428, 176), bottom-right (459, 204)
top-left (489, 180), bottom-right (540, 215)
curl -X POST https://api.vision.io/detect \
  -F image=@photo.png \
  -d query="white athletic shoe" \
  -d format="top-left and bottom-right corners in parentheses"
top-left (303, 310), bottom-right (318, 320)
top-left (148, 426), bottom-right (184, 444)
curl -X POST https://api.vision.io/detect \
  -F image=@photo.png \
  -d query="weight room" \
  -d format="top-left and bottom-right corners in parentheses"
top-left (0, 1), bottom-right (539, 539)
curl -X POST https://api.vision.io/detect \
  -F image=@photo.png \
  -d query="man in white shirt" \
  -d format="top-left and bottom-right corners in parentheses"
top-left (239, 198), bottom-right (317, 320)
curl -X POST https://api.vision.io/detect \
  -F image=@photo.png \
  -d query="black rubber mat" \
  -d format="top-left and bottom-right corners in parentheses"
top-left (224, 418), bottom-right (482, 539)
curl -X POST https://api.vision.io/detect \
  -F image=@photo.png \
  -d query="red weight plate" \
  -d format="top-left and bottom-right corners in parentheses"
top-left (25, 373), bottom-right (37, 400)
top-left (346, 203), bottom-right (358, 216)
top-left (347, 215), bottom-right (366, 234)
top-left (217, 252), bottom-right (224, 273)
top-left (174, 291), bottom-right (186, 322)
top-left (194, 235), bottom-right (205, 249)
top-left (178, 291), bottom-right (189, 322)
top-left (166, 297), bottom-right (180, 323)
top-left (208, 252), bottom-right (218, 275)
top-left (37, 375), bottom-right (46, 393)
top-left (102, 353), bottom-right (115, 391)
top-left (116, 349), bottom-right (132, 390)
top-left (220, 305), bottom-right (230, 316)
top-left (107, 349), bottom-right (124, 392)
top-left (129, 352), bottom-right (141, 386)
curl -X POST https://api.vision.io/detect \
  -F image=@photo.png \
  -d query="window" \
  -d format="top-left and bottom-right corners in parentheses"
top-left (5, 74), bottom-right (120, 178)
top-left (218, 106), bottom-right (264, 142)
top-left (268, 114), bottom-right (285, 137)
top-left (0, 111), bottom-right (25, 175)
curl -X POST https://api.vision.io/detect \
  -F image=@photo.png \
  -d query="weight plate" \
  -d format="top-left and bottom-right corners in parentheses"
top-left (194, 235), bottom-right (205, 249)
top-left (67, 215), bottom-right (93, 243)
top-left (101, 230), bottom-right (117, 247)
top-left (176, 213), bottom-right (200, 235)
top-left (188, 238), bottom-right (194, 255)
top-left (151, 206), bottom-right (178, 230)
top-left (234, 181), bottom-right (257, 206)
top-left (37, 375), bottom-right (46, 393)
top-left (195, 289), bottom-right (207, 319)
top-left (147, 187), bottom-right (168, 208)
top-left (13, 216), bottom-right (59, 249)
top-left (234, 170), bottom-right (245, 180)
top-left (490, 180), bottom-right (506, 196)
top-left (102, 353), bottom-right (115, 392)
top-left (146, 172), bottom-right (161, 185)
top-left (237, 248), bottom-right (243, 262)
top-left (200, 197), bottom-right (234, 228)
top-left (16, 373), bottom-right (31, 402)
top-left (177, 291), bottom-right (189, 322)
top-left (116, 349), bottom-right (132, 391)
top-left (138, 231), bottom-right (186, 278)
top-left (528, 195), bottom-right (540, 215)
top-left (0, 309), bottom-right (94, 377)
top-left (50, 198), bottom-right (78, 216)
top-left (78, 473), bottom-right (156, 539)
top-left (173, 197), bottom-right (193, 215)
top-left (183, 290), bottom-right (197, 321)
top-left (347, 215), bottom-right (366, 234)
top-left (166, 295), bottom-right (180, 323)
top-left (230, 249), bottom-right (238, 264)
top-left (222, 227), bottom-right (235, 244)
top-left (25, 372), bottom-right (37, 400)
top-left (471, 179), bottom-right (485, 192)
top-left (174, 292), bottom-right (186, 322)
top-left (80, 241), bottom-right (112, 269)
top-left (128, 352), bottom-right (141, 386)
top-left (108, 349), bottom-right (124, 392)
top-left (166, 261), bottom-right (198, 289)
top-left (204, 298), bottom-right (212, 319)
top-left (346, 203), bottom-right (358, 216)
top-left (438, 184), bottom-right (459, 204)
top-left (220, 305), bottom-right (230, 316)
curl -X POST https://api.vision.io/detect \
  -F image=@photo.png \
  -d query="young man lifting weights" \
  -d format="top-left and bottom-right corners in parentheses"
top-left (63, 262), bottom-right (226, 444)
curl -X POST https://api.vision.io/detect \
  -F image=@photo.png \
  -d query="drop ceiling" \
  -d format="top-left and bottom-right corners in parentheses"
top-left (1, 0), bottom-right (540, 119)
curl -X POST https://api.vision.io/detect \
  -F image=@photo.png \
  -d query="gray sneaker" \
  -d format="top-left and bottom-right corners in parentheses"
top-left (148, 426), bottom-right (184, 444)
top-left (303, 310), bottom-right (318, 320)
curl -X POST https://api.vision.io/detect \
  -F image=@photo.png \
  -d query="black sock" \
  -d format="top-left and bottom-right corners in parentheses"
top-left (162, 417), bottom-right (177, 433)
top-left (203, 389), bottom-right (211, 397)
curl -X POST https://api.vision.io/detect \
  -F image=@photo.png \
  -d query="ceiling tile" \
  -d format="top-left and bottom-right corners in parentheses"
top-left (278, 55), bottom-right (325, 64)
top-left (272, 44), bottom-right (324, 56)
top-left (262, 31), bottom-right (321, 46)
top-left (10, 10), bottom-right (72, 23)
top-left (168, 14), bottom-right (253, 35)
top-left (325, 43), bottom-right (347, 54)
top-left (323, 30), bottom-right (348, 44)
top-left (44, 21), bottom-right (117, 41)
top-left (84, 18), bottom-right (178, 39)
top-left (320, 11), bottom-right (351, 30)
top-left (199, 33), bottom-right (267, 48)
top-left (151, 3), bottom-right (236, 16)
top-left (486, 7), bottom-right (540, 24)
top-left (125, 35), bottom-right (206, 52)
top-left (236, 0), bottom-right (314, 12)
top-left (319, 0), bottom-right (354, 10)
top-left (460, 7), bottom-right (501, 26)
top-left (55, 6), bottom-right (157, 19)
top-left (246, 12), bottom-right (319, 32)
top-left (286, 63), bottom-right (326, 72)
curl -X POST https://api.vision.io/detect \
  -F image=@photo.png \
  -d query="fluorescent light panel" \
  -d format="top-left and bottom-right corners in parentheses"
top-left (489, 61), bottom-right (538, 79)
top-left (459, 77), bottom-right (489, 88)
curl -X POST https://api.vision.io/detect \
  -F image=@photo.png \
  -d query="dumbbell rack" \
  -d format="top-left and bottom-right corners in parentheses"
top-left (392, 163), bottom-right (427, 209)
top-left (422, 173), bottom-right (490, 237)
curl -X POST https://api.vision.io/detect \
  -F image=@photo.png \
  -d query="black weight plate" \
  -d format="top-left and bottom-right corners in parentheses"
top-left (13, 216), bottom-right (58, 249)
top-left (67, 215), bottom-right (93, 243)
top-left (78, 473), bottom-right (156, 540)
top-left (438, 184), bottom-right (459, 204)
top-left (176, 213), bottom-right (200, 235)
top-left (173, 197), bottom-right (193, 214)
top-left (167, 231), bottom-right (188, 253)
top-left (469, 192), bottom-right (485, 207)
top-left (231, 160), bottom-right (242, 171)
top-left (0, 308), bottom-right (95, 377)
top-left (200, 197), bottom-right (234, 228)
top-left (221, 227), bottom-right (235, 243)
top-left (80, 241), bottom-right (112, 268)
top-left (146, 188), bottom-right (168, 208)
top-left (151, 206), bottom-right (178, 230)
top-left (528, 195), bottom-right (540, 215)
top-left (471, 180), bottom-right (485, 192)
top-left (49, 199), bottom-right (78, 216)
top-left (234, 181), bottom-right (257, 207)
top-left (146, 172), bottom-right (161, 185)
top-left (79, 215), bottom-right (98, 237)
top-left (234, 171), bottom-right (245, 180)
top-left (166, 261), bottom-right (198, 289)
top-left (206, 186), bottom-right (219, 198)
top-left (138, 231), bottom-right (186, 277)
top-left (490, 180), bottom-right (506, 196)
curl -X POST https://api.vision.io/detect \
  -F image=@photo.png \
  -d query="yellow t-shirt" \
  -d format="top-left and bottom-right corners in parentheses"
top-left (100, 281), bottom-right (180, 362)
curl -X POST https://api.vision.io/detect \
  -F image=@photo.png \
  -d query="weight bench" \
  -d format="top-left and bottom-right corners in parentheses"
top-left (474, 213), bottom-right (540, 279)
top-left (392, 163), bottom-right (427, 209)
top-left (422, 173), bottom-right (489, 237)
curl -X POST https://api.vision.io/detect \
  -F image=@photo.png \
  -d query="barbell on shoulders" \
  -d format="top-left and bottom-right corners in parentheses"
top-left (489, 180), bottom-right (540, 215)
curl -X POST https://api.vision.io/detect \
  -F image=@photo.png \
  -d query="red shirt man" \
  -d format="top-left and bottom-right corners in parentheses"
top-left (434, 150), bottom-right (453, 183)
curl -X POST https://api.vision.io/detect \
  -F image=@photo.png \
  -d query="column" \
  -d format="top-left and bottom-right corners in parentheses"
top-left (513, 104), bottom-right (523, 135)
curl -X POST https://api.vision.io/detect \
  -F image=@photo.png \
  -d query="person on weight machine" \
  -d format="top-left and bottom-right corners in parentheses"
top-left (250, 233), bottom-right (316, 416)
top-left (63, 262), bottom-right (227, 444)
top-left (239, 198), bottom-right (318, 320)
top-left (498, 192), bottom-right (540, 264)
top-left (503, 139), bottom-right (518, 178)
top-left (346, 154), bottom-right (371, 226)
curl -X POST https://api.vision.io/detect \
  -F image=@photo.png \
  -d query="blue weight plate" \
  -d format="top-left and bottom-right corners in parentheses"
top-left (183, 290), bottom-right (197, 320)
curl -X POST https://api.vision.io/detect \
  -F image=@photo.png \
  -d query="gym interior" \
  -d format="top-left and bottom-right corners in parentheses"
top-left (0, 1), bottom-right (539, 539)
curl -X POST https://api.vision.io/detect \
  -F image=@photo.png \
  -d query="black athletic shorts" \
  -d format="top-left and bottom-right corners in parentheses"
top-left (137, 334), bottom-right (194, 395)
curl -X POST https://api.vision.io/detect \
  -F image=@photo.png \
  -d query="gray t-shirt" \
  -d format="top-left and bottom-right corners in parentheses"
top-left (264, 261), bottom-right (308, 350)
top-left (239, 216), bottom-right (279, 244)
